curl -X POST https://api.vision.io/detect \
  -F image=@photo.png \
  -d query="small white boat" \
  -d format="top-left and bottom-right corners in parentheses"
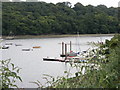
top-left (2, 46), bottom-right (9, 49)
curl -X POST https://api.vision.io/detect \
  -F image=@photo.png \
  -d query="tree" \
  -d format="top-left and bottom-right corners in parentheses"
top-left (2, 2), bottom-right (119, 35)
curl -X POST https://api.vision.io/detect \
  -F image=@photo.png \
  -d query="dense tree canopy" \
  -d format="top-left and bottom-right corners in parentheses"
top-left (2, 2), bottom-right (120, 35)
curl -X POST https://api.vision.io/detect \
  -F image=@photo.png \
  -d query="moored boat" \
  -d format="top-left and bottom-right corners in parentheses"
top-left (5, 43), bottom-right (13, 45)
top-left (5, 31), bottom-right (14, 40)
top-left (33, 46), bottom-right (41, 48)
top-left (5, 36), bottom-right (14, 40)
top-left (15, 44), bottom-right (22, 46)
top-left (66, 56), bottom-right (87, 63)
top-left (22, 48), bottom-right (31, 51)
top-left (2, 46), bottom-right (9, 49)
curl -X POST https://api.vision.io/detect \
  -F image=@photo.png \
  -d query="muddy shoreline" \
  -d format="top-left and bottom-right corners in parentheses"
top-left (2, 34), bottom-right (115, 39)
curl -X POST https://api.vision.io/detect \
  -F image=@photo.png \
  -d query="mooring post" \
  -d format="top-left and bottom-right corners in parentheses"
top-left (62, 42), bottom-right (64, 55)
top-left (65, 44), bottom-right (67, 57)
top-left (70, 41), bottom-right (72, 52)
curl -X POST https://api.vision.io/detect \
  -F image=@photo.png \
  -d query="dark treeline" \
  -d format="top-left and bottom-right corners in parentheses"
top-left (2, 2), bottom-right (120, 35)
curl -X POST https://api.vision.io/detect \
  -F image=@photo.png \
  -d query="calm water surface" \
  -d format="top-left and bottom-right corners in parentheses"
top-left (1, 36), bottom-right (113, 88)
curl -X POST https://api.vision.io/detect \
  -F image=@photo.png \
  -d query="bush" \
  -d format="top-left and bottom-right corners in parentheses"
top-left (0, 59), bottom-right (22, 88)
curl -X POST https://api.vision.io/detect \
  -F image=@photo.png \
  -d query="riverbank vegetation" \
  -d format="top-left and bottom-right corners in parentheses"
top-left (35, 34), bottom-right (120, 88)
top-left (2, 2), bottom-right (120, 35)
top-left (0, 59), bottom-right (22, 88)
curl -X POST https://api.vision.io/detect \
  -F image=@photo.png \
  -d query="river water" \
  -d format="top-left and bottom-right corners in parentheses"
top-left (1, 36), bottom-right (113, 88)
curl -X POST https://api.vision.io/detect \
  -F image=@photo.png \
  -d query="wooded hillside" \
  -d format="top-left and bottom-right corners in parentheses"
top-left (2, 2), bottom-right (120, 35)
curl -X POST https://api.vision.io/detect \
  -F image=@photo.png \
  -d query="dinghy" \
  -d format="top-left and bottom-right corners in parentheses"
top-left (33, 46), bottom-right (41, 48)
top-left (2, 46), bottom-right (9, 49)
top-left (22, 48), bottom-right (31, 51)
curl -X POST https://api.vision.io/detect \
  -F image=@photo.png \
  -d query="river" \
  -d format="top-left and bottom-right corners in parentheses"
top-left (1, 35), bottom-right (113, 88)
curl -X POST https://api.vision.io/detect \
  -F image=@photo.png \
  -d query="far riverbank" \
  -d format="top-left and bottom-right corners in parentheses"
top-left (2, 34), bottom-right (115, 39)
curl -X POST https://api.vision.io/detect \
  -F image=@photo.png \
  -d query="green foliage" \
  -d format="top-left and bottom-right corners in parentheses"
top-left (0, 59), bottom-right (22, 88)
top-left (2, 2), bottom-right (120, 35)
